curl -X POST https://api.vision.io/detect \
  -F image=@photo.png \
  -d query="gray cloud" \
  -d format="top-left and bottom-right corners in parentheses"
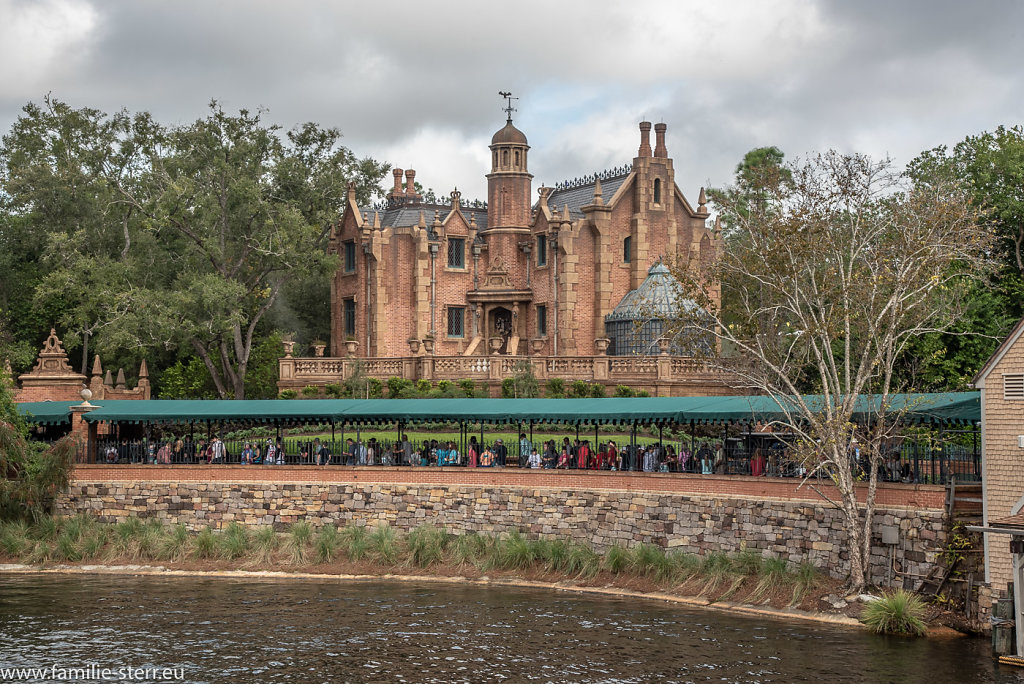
top-left (2, 0), bottom-right (1022, 202)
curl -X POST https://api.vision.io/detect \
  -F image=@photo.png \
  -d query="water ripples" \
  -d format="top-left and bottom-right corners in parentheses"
top-left (0, 575), bottom-right (1021, 683)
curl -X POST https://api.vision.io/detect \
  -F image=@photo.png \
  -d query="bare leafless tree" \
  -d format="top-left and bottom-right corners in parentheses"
top-left (670, 151), bottom-right (994, 592)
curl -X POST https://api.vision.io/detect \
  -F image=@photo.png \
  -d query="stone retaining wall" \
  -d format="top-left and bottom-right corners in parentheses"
top-left (58, 477), bottom-right (948, 587)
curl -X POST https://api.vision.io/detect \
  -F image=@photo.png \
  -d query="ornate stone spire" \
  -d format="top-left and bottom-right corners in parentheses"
top-left (698, 187), bottom-right (707, 214)
top-left (592, 178), bottom-right (604, 206)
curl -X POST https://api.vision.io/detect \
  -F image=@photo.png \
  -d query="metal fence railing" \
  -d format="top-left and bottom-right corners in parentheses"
top-left (86, 432), bottom-right (980, 485)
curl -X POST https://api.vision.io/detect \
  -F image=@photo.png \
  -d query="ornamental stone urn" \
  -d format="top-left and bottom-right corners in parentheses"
top-left (312, 343), bottom-right (327, 357)
top-left (489, 336), bottom-right (503, 355)
top-left (656, 337), bottom-right (671, 355)
top-left (344, 339), bottom-right (358, 357)
top-left (408, 338), bottom-right (421, 354)
top-left (594, 337), bottom-right (610, 356)
top-left (530, 338), bottom-right (546, 355)
top-left (282, 340), bottom-right (296, 358)
top-left (422, 337), bottom-right (435, 354)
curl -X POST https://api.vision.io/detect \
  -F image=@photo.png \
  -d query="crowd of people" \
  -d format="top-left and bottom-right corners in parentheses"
top-left (100, 433), bottom-right (744, 474)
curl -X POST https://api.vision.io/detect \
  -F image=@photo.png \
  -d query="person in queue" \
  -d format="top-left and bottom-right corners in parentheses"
top-left (479, 444), bottom-right (495, 467)
top-left (493, 439), bottom-right (507, 467)
top-left (519, 433), bottom-right (532, 468)
top-left (542, 440), bottom-right (557, 469)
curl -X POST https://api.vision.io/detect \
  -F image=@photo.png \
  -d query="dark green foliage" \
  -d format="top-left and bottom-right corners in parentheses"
top-left (545, 378), bottom-right (565, 398)
top-left (567, 380), bottom-right (589, 398)
top-left (614, 385), bottom-right (635, 398)
top-left (0, 382), bottom-right (77, 522)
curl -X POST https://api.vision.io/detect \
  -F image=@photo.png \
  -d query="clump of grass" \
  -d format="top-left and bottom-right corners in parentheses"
top-left (630, 543), bottom-right (666, 576)
top-left (286, 522), bottom-right (313, 565)
top-left (26, 540), bottom-right (52, 564)
top-left (489, 531), bottom-right (535, 571)
top-left (733, 548), bottom-right (764, 576)
top-left (54, 530), bottom-right (81, 562)
top-left (219, 522), bottom-right (250, 561)
top-left (603, 545), bottom-right (630, 574)
top-left (669, 551), bottom-right (702, 580)
top-left (698, 551), bottom-right (737, 598)
top-left (80, 528), bottom-right (107, 560)
top-left (249, 526), bottom-right (278, 566)
top-left (137, 519), bottom-right (165, 560)
top-left (314, 525), bottom-right (342, 563)
top-left (862, 589), bottom-right (927, 636)
top-left (540, 539), bottom-right (569, 573)
top-left (368, 523), bottom-right (399, 565)
top-left (748, 555), bottom-right (789, 603)
top-left (0, 520), bottom-right (31, 556)
top-left (341, 524), bottom-right (369, 562)
top-left (193, 527), bottom-right (218, 560)
top-left (106, 518), bottom-right (146, 561)
top-left (447, 533), bottom-right (487, 568)
top-left (562, 541), bottom-right (600, 579)
top-left (790, 561), bottom-right (818, 606)
top-left (33, 516), bottom-right (59, 542)
top-left (406, 525), bottom-right (445, 568)
top-left (157, 524), bottom-right (189, 562)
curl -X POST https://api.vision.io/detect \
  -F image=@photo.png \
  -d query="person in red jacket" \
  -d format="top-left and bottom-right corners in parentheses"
top-left (576, 440), bottom-right (590, 470)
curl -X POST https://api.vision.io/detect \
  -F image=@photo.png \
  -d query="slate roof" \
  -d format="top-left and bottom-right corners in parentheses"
top-left (543, 172), bottom-right (630, 219)
top-left (357, 204), bottom-right (488, 231)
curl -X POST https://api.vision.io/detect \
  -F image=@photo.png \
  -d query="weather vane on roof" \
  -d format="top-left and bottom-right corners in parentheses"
top-left (498, 91), bottom-right (517, 123)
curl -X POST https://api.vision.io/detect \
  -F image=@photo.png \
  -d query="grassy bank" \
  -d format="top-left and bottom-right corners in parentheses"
top-left (0, 515), bottom-right (833, 608)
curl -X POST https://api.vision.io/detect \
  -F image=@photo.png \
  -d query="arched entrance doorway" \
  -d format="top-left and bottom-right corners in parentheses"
top-left (491, 306), bottom-right (512, 354)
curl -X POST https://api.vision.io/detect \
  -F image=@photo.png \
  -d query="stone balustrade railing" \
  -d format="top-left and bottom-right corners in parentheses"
top-left (280, 353), bottom-right (731, 386)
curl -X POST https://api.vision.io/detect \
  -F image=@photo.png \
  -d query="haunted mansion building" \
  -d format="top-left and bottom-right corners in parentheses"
top-left (278, 116), bottom-right (731, 396)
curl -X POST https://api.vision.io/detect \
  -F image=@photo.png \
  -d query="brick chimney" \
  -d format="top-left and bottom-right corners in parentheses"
top-left (405, 169), bottom-right (416, 197)
top-left (638, 121), bottom-right (652, 158)
top-left (654, 123), bottom-right (667, 158)
top-left (390, 168), bottom-right (404, 199)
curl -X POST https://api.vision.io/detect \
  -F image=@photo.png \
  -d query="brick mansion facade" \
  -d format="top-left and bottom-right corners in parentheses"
top-left (278, 116), bottom-right (733, 396)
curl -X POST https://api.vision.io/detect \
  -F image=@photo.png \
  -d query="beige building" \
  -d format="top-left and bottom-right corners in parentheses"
top-left (973, 316), bottom-right (1024, 593)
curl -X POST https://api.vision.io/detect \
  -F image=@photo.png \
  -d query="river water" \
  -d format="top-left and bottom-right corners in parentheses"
top-left (0, 575), bottom-right (1019, 683)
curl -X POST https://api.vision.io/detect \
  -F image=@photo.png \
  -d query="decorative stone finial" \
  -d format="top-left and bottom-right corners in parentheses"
top-left (698, 187), bottom-right (707, 214)
top-left (91, 355), bottom-right (103, 378)
top-left (79, 386), bottom-right (93, 407)
top-left (115, 368), bottom-right (127, 390)
top-left (593, 178), bottom-right (603, 206)
top-left (138, 359), bottom-right (149, 379)
top-left (450, 188), bottom-right (461, 207)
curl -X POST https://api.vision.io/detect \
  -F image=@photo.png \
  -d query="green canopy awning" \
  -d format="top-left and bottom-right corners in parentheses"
top-left (76, 393), bottom-right (980, 426)
top-left (16, 401), bottom-right (78, 425)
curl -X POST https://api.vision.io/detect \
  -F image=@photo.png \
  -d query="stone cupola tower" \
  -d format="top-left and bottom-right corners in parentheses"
top-left (486, 115), bottom-right (532, 231)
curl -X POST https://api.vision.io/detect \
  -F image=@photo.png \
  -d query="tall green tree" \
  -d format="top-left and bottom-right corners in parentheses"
top-left (900, 125), bottom-right (1024, 388)
top-left (0, 96), bottom-right (142, 373)
top-left (9, 99), bottom-right (387, 398)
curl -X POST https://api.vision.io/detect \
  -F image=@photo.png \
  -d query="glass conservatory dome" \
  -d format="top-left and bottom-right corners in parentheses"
top-left (604, 262), bottom-right (710, 356)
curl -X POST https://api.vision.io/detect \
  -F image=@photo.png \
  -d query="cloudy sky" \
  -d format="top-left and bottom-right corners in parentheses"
top-left (2, 0), bottom-right (1022, 203)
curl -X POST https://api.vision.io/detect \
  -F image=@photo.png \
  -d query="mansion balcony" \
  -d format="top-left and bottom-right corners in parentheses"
top-left (278, 347), bottom-right (736, 398)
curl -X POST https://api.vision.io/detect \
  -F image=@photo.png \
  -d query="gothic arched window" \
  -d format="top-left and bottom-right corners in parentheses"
top-left (653, 178), bottom-right (662, 204)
